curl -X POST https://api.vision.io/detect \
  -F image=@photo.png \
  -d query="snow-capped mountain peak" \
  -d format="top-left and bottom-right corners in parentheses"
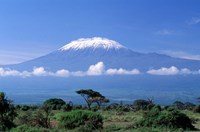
top-left (59, 37), bottom-right (127, 51)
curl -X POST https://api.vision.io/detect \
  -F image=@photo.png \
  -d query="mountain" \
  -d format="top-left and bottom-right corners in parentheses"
top-left (1, 37), bottom-right (200, 104)
top-left (5, 37), bottom-right (200, 71)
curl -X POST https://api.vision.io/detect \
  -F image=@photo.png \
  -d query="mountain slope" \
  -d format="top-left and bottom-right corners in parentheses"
top-left (4, 37), bottom-right (200, 71)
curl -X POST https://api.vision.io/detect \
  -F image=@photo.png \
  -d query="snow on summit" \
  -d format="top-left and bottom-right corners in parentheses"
top-left (60, 37), bottom-right (126, 51)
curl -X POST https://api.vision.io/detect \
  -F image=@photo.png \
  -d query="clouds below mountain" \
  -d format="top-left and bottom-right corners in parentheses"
top-left (0, 62), bottom-right (140, 77)
top-left (1, 62), bottom-right (200, 77)
top-left (106, 68), bottom-right (140, 75)
top-left (87, 62), bottom-right (105, 75)
top-left (147, 66), bottom-right (200, 75)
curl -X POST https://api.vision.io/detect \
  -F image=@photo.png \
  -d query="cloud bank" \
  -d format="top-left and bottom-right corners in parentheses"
top-left (106, 68), bottom-right (140, 75)
top-left (1, 62), bottom-right (200, 77)
top-left (147, 66), bottom-right (199, 75)
top-left (0, 62), bottom-right (140, 77)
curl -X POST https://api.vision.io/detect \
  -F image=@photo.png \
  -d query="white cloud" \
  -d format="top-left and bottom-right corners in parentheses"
top-left (189, 17), bottom-right (200, 25)
top-left (32, 67), bottom-right (47, 76)
top-left (1, 63), bottom-right (200, 77)
top-left (147, 66), bottom-right (179, 75)
top-left (147, 66), bottom-right (200, 75)
top-left (55, 69), bottom-right (70, 77)
top-left (72, 71), bottom-right (86, 77)
top-left (162, 51), bottom-right (200, 61)
top-left (87, 61), bottom-right (105, 75)
top-left (180, 68), bottom-right (193, 74)
top-left (0, 62), bottom-right (141, 77)
top-left (106, 68), bottom-right (140, 75)
top-left (0, 68), bottom-right (21, 76)
top-left (155, 29), bottom-right (174, 35)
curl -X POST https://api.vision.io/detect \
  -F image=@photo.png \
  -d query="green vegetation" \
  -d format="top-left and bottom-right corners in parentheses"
top-left (57, 110), bottom-right (103, 131)
top-left (43, 98), bottom-right (66, 110)
top-left (1, 90), bottom-right (200, 131)
top-left (135, 105), bottom-right (195, 130)
top-left (0, 92), bottom-right (16, 131)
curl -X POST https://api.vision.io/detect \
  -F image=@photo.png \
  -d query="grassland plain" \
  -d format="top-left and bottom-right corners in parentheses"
top-left (10, 108), bottom-right (200, 132)
top-left (100, 110), bottom-right (200, 132)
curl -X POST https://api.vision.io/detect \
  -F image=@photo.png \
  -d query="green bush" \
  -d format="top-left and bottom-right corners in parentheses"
top-left (15, 109), bottom-right (51, 128)
top-left (43, 98), bottom-right (66, 110)
top-left (133, 99), bottom-right (152, 110)
top-left (57, 110), bottom-right (103, 130)
top-left (135, 106), bottom-right (195, 130)
top-left (193, 105), bottom-right (200, 113)
top-left (0, 92), bottom-right (17, 131)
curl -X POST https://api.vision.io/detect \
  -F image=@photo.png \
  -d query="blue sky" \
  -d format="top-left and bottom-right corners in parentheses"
top-left (0, 0), bottom-right (200, 64)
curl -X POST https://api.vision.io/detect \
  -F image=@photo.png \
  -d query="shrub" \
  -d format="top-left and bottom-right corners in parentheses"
top-left (57, 110), bottom-right (103, 130)
top-left (173, 101), bottom-right (185, 110)
top-left (116, 105), bottom-right (130, 112)
top-left (173, 101), bottom-right (195, 110)
top-left (0, 92), bottom-right (17, 131)
top-left (133, 99), bottom-right (152, 110)
top-left (73, 105), bottom-right (83, 110)
top-left (184, 102), bottom-right (195, 110)
top-left (43, 98), bottom-right (66, 110)
top-left (135, 106), bottom-right (195, 130)
top-left (105, 103), bottom-right (121, 110)
top-left (16, 109), bottom-right (52, 128)
top-left (61, 104), bottom-right (73, 112)
top-left (193, 105), bottom-right (200, 113)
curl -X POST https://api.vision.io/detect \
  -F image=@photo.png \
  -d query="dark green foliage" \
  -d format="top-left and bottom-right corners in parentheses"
top-left (16, 108), bottom-right (53, 128)
top-left (43, 98), bottom-right (66, 110)
top-left (106, 103), bottom-right (120, 110)
top-left (135, 106), bottom-right (195, 130)
top-left (173, 101), bottom-right (195, 110)
top-left (61, 104), bottom-right (72, 112)
top-left (193, 105), bottom-right (200, 113)
top-left (117, 105), bottom-right (130, 112)
top-left (15, 110), bottom-right (32, 126)
top-left (57, 110), bottom-right (103, 130)
top-left (41, 104), bottom-right (53, 128)
top-left (173, 101), bottom-right (185, 110)
top-left (106, 103), bottom-right (131, 112)
top-left (73, 105), bottom-right (83, 110)
top-left (17, 105), bottom-right (39, 111)
top-left (20, 105), bottom-right (31, 111)
top-left (61, 101), bottom-right (73, 111)
top-left (184, 102), bottom-right (195, 110)
top-left (133, 99), bottom-right (152, 110)
top-left (0, 92), bottom-right (17, 131)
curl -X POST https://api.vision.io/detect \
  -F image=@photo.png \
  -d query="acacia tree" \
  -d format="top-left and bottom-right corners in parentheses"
top-left (76, 89), bottom-right (109, 109)
top-left (0, 92), bottom-right (16, 131)
top-left (88, 96), bottom-right (109, 109)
